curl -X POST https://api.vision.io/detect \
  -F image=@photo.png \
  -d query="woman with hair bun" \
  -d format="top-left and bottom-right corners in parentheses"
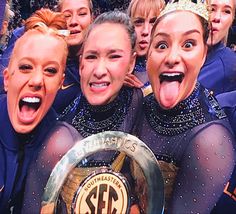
top-left (0, 0), bottom-right (94, 113)
top-left (0, 8), bottom-right (78, 212)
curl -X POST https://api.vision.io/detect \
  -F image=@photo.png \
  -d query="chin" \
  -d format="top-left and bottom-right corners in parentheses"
top-left (91, 97), bottom-right (110, 106)
top-left (137, 50), bottom-right (147, 57)
top-left (13, 124), bottom-right (35, 134)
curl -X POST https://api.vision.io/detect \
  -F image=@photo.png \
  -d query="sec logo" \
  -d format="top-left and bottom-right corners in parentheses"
top-left (71, 170), bottom-right (130, 214)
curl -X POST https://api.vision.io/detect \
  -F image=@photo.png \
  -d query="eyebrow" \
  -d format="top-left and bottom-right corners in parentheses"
top-left (154, 29), bottom-right (201, 38)
top-left (211, 3), bottom-right (233, 9)
top-left (63, 7), bottom-right (89, 13)
top-left (84, 49), bottom-right (125, 54)
top-left (133, 17), bottom-right (145, 20)
top-left (133, 16), bottom-right (157, 20)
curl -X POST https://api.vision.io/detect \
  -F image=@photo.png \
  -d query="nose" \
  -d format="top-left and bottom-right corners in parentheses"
top-left (69, 14), bottom-right (79, 27)
top-left (141, 22), bottom-right (151, 37)
top-left (93, 59), bottom-right (107, 78)
top-left (165, 46), bottom-right (180, 68)
top-left (28, 69), bottom-right (43, 90)
top-left (212, 10), bottom-right (221, 23)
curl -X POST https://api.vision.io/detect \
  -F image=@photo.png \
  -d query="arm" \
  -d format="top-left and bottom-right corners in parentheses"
top-left (168, 124), bottom-right (235, 214)
top-left (22, 122), bottom-right (81, 212)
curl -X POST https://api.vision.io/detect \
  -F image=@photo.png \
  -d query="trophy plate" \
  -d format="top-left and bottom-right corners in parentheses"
top-left (41, 131), bottom-right (164, 214)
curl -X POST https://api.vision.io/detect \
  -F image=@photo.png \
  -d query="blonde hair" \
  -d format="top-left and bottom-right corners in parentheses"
top-left (127, 0), bottom-right (165, 19)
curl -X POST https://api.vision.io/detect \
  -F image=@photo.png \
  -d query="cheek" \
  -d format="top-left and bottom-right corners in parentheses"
top-left (135, 29), bottom-right (142, 38)
top-left (225, 17), bottom-right (233, 28)
top-left (46, 78), bottom-right (63, 93)
top-left (185, 53), bottom-right (204, 77)
top-left (9, 74), bottom-right (28, 91)
top-left (147, 52), bottom-right (161, 75)
top-left (81, 17), bottom-right (91, 29)
top-left (80, 63), bottom-right (92, 80)
top-left (111, 61), bottom-right (129, 79)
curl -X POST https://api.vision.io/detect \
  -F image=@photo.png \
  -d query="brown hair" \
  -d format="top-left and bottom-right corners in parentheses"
top-left (127, 0), bottom-right (165, 19)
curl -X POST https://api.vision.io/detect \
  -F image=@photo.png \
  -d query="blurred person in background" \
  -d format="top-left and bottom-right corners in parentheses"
top-left (198, 0), bottom-right (236, 95)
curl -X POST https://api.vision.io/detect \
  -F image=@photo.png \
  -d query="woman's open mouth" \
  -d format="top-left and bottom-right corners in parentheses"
top-left (18, 96), bottom-right (42, 124)
top-left (160, 72), bottom-right (184, 83)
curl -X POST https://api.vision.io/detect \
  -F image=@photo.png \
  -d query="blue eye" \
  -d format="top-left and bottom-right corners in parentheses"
top-left (156, 42), bottom-right (168, 49)
top-left (183, 40), bottom-right (196, 49)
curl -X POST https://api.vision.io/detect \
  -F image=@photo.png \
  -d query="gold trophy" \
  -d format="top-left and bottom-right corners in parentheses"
top-left (41, 131), bottom-right (164, 214)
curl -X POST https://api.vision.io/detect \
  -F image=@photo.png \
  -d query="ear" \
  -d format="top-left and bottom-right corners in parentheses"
top-left (3, 68), bottom-right (10, 92)
top-left (79, 55), bottom-right (83, 77)
top-left (59, 73), bottom-right (65, 90)
top-left (128, 52), bottom-right (137, 74)
top-left (201, 44), bottom-right (208, 67)
top-left (0, 21), bottom-right (8, 35)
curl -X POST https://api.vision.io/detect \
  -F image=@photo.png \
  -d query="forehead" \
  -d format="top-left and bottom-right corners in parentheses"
top-left (61, 0), bottom-right (90, 11)
top-left (84, 23), bottom-right (130, 48)
top-left (134, 10), bottom-right (158, 19)
top-left (154, 11), bottom-right (203, 34)
top-left (211, 0), bottom-right (234, 7)
top-left (13, 32), bottom-right (65, 60)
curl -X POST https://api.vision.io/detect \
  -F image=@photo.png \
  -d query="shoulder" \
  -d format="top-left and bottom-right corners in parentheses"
top-left (42, 121), bottom-right (82, 159)
top-left (12, 26), bottom-right (25, 38)
top-left (217, 91), bottom-right (236, 108)
top-left (50, 121), bottom-right (81, 141)
top-left (192, 120), bottom-right (234, 144)
top-left (124, 87), bottom-right (143, 116)
top-left (130, 87), bottom-right (143, 103)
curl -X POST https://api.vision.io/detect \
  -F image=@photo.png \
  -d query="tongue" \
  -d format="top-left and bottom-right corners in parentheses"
top-left (20, 105), bottom-right (36, 120)
top-left (160, 81), bottom-right (180, 109)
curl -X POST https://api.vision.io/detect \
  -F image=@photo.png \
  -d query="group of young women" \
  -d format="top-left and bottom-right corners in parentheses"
top-left (0, 0), bottom-right (236, 213)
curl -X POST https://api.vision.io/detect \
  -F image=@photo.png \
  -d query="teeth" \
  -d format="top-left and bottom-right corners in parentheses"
top-left (161, 72), bottom-right (182, 77)
top-left (160, 72), bottom-right (184, 83)
top-left (91, 83), bottom-right (108, 88)
top-left (22, 97), bottom-right (41, 103)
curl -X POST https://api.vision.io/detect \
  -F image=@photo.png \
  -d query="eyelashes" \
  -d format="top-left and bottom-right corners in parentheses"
top-left (154, 40), bottom-right (197, 50)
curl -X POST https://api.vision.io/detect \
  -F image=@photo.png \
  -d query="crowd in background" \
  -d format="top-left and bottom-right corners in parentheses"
top-left (3, 0), bottom-right (236, 51)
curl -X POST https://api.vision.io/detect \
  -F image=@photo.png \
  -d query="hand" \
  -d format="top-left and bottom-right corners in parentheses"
top-left (130, 204), bottom-right (141, 214)
top-left (124, 73), bottom-right (144, 88)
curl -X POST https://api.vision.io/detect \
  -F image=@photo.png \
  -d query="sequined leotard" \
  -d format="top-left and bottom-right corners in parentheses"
top-left (137, 83), bottom-right (235, 213)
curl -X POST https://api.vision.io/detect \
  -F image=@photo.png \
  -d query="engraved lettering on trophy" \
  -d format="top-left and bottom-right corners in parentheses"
top-left (81, 137), bottom-right (138, 154)
top-left (123, 139), bottom-right (137, 152)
